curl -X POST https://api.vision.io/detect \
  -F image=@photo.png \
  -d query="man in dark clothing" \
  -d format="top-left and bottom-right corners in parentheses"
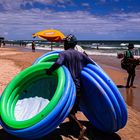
top-left (46, 34), bottom-right (94, 139)
top-left (125, 43), bottom-right (139, 88)
top-left (32, 41), bottom-right (35, 52)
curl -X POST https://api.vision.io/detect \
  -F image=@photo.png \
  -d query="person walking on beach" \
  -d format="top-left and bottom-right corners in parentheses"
top-left (46, 34), bottom-right (95, 139)
top-left (124, 43), bottom-right (140, 88)
top-left (32, 41), bottom-right (35, 52)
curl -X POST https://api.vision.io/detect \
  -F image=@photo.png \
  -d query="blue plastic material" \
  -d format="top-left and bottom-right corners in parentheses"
top-left (0, 50), bottom-right (128, 139)
top-left (1, 66), bottom-right (76, 139)
top-left (80, 70), bottom-right (117, 132)
top-left (33, 50), bottom-right (61, 64)
top-left (87, 64), bottom-right (128, 128)
top-left (34, 51), bottom-right (127, 132)
top-left (80, 64), bottom-right (127, 132)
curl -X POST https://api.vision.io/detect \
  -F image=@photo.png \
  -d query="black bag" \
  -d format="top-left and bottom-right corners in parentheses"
top-left (121, 58), bottom-right (136, 72)
top-left (121, 58), bottom-right (132, 70)
top-left (121, 51), bottom-right (132, 70)
top-left (121, 59), bottom-right (128, 70)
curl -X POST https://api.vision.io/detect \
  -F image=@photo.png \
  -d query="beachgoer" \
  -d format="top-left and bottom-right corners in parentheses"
top-left (46, 34), bottom-right (95, 139)
top-left (0, 40), bottom-right (2, 47)
top-left (124, 43), bottom-right (140, 88)
top-left (3, 40), bottom-right (5, 46)
top-left (32, 41), bottom-right (35, 52)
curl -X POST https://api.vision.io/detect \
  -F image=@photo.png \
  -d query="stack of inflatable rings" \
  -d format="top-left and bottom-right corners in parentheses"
top-left (0, 57), bottom-right (76, 139)
top-left (34, 51), bottom-right (128, 132)
top-left (0, 50), bottom-right (128, 139)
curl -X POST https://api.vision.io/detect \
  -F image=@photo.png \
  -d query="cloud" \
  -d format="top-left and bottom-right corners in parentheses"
top-left (99, 0), bottom-right (106, 3)
top-left (0, 1), bottom-right (140, 39)
top-left (81, 3), bottom-right (90, 7)
top-left (0, 0), bottom-right (74, 11)
top-left (99, 0), bottom-right (119, 3)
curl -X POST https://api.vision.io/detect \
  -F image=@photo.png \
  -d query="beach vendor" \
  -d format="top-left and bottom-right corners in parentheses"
top-left (123, 43), bottom-right (140, 88)
top-left (31, 41), bottom-right (35, 52)
top-left (46, 34), bottom-right (95, 139)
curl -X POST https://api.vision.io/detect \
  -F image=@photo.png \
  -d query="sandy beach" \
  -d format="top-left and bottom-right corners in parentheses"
top-left (0, 46), bottom-right (140, 140)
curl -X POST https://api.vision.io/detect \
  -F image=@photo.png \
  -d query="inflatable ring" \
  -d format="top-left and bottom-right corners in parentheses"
top-left (1, 66), bottom-right (76, 139)
top-left (33, 51), bottom-right (61, 64)
top-left (0, 62), bottom-right (65, 129)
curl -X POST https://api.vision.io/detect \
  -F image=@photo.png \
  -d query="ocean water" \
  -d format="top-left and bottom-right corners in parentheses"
top-left (30, 42), bottom-right (140, 57)
top-left (6, 40), bottom-right (140, 57)
top-left (80, 42), bottom-right (140, 57)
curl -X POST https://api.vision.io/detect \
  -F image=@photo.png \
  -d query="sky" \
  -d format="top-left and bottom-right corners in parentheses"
top-left (0, 0), bottom-right (140, 40)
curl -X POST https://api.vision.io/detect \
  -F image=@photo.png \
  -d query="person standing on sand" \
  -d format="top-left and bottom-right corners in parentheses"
top-left (32, 41), bottom-right (35, 52)
top-left (46, 34), bottom-right (95, 139)
top-left (124, 43), bottom-right (140, 88)
top-left (0, 40), bottom-right (2, 47)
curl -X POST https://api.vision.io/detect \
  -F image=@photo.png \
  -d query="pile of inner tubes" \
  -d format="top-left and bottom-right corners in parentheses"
top-left (80, 64), bottom-right (127, 132)
top-left (33, 51), bottom-right (128, 132)
top-left (0, 51), bottom-right (128, 139)
top-left (0, 57), bottom-right (76, 139)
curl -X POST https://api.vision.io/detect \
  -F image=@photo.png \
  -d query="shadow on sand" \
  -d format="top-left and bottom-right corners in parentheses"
top-left (117, 85), bottom-right (126, 88)
top-left (0, 121), bottom-right (121, 140)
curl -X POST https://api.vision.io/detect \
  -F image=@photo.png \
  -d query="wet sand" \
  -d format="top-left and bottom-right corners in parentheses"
top-left (91, 54), bottom-right (140, 112)
top-left (0, 46), bottom-right (140, 140)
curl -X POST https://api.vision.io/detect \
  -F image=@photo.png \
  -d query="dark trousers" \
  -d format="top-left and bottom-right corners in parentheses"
top-left (70, 93), bottom-right (81, 115)
top-left (126, 66), bottom-right (136, 87)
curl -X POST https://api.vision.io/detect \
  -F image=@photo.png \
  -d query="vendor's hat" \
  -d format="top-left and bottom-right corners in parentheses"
top-left (127, 43), bottom-right (134, 49)
top-left (63, 34), bottom-right (77, 44)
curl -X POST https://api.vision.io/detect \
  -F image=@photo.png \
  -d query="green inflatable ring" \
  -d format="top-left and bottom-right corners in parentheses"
top-left (36, 53), bottom-right (59, 63)
top-left (8, 74), bottom-right (52, 120)
top-left (0, 62), bottom-right (65, 129)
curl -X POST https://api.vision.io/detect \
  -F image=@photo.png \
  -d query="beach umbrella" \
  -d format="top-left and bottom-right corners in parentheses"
top-left (32, 29), bottom-right (65, 42)
top-left (32, 29), bottom-right (65, 50)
